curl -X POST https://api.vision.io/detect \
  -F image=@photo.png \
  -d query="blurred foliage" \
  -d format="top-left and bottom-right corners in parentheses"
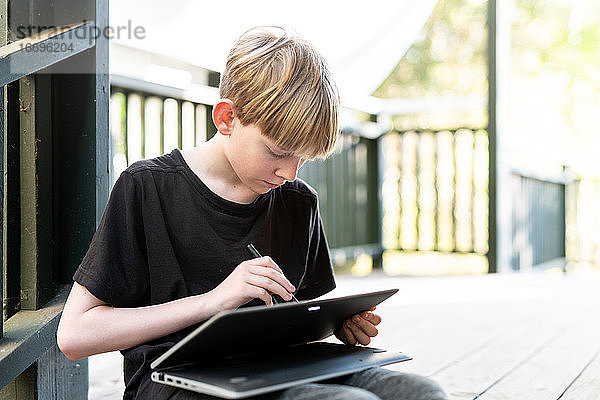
top-left (374, 0), bottom-right (487, 99)
top-left (373, 0), bottom-right (488, 130)
top-left (511, 0), bottom-right (600, 99)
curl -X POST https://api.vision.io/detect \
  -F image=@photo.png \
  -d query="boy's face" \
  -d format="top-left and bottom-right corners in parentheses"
top-left (224, 118), bottom-right (306, 195)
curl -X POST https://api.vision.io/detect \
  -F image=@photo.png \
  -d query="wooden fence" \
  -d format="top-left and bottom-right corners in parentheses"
top-left (379, 129), bottom-right (489, 255)
top-left (510, 172), bottom-right (566, 270)
top-left (109, 89), bottom-right (215, 182)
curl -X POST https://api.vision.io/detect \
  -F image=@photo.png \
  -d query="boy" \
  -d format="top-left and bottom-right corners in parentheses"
top-left (57, 27), bottom-right (446, 400)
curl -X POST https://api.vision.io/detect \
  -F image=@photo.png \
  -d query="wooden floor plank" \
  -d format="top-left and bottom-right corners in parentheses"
top-left (430, 298), bottom-right (584, 400)
top-left (557, 348), bottom-right (600, 400)
top-left (378, 299), bottom-right (549, 376)
top-left (331, 273), bottom-right (600, 400)
top-left (476, 312), bottom-right (600, 400)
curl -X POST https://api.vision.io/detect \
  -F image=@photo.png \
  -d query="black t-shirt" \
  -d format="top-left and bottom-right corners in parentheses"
top-left (73, 149), bottom-right (336, 399)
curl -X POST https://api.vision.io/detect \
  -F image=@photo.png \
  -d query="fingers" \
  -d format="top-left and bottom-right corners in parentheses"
top-left (336, 325), bottom-right (358, 345)
top-left (344, 327), bottom-right (358, 345)
top-left (247, 273), bottom-right (294, 301)
top-left (248, 256), bottom-right (284, 274)
top-left (246, 258), bottom-right (295, 295)
top-left (241, 284), bottom-right (273, 306)
top-left (344, 312), bottom-right (381, 346)
top-left (360, 311), bottom-right (382, 326)
top-left (248, 285), bottom-right (273, 306)
top-left (215, 256), bottom-right (295, 310)
top-left (344, 318), bottom-right (372, 345)
top-left (351, 314), bottom-right (379, 336)
top-left (251, 264), bottom-right (295, 291)
top-left (233, 258), bottom-right (295, 303)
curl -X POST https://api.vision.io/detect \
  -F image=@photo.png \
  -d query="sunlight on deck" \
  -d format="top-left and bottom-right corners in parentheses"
top-left (383, 250), bottom-right (488, 275)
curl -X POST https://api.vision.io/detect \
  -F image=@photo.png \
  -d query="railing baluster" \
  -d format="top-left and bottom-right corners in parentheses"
top-left (451, 130), bottom-right (458, 252)
top-left (433, 131), bottom-right (440, 251)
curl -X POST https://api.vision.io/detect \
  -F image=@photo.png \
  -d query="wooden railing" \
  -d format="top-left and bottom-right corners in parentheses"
top-left (510, 172), bottom-right (566, 270)
top-left (298, 134), bottom-right (381, 263)
top-left (109, 88), bottom-right (215, 186)
top-left (379, 129), bottom-right (489, 255)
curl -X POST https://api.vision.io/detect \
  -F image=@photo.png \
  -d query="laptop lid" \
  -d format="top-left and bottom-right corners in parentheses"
top-left (151, 288), bottom-right (399, 370)
top-left (152, 342), bottom-right (411, 399)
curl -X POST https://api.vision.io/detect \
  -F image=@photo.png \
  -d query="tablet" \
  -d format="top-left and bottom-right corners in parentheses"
top-left (151, 288), bottom-right (399, 370)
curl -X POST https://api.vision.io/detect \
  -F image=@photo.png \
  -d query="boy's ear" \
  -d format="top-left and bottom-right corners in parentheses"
top-left (212, 99), bottom-right (236, 136)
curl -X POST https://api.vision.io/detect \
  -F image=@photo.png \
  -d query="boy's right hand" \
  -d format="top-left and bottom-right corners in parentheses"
top-left (206, 256), bottom-right (296, 312)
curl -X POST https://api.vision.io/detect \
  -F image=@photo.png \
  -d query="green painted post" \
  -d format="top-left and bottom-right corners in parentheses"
top-left (19, 75), bottom-right (54, 310)
top-left (0, 0), bottom-right (6, 337)
top-left (37, 345), bottom-right (88, 400)
top-left (205, 104), bottom-right (216, 141)
top-left (367, 137), bottom-right (381, 269)
top-left (0, 364), bottom-right (36, 399)
top-left (342, 135), bottom-right (350, 247)
top-left (333, 145), bottom-right (342, 248)
top-left (488, 0), bottom-right (498, 273)
top-left (52, 0), bottom-right (110, 276)
top-left (326, 153), bottom-right (335, 247)
top-left (4, 82), bottom-right (20, 321)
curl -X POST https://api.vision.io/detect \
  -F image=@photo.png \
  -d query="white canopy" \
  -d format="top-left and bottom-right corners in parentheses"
top-left (110, 0), bottom-right (438, 109)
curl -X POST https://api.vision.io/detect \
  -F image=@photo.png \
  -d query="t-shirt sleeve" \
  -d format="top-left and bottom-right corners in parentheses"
top-left (73, 171), bottom-right (149, 308)
top-left (296, 198), bottom-right (336, 300)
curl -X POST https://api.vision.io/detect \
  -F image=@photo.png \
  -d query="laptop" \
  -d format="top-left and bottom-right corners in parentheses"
top-left (151, 289), bottom-right (411, 399)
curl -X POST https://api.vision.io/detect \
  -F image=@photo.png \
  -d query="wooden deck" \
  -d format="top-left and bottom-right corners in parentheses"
top-left (88, 272), bottom-right (600, 400)
top-left (329, 272), bottom-right (600, 400)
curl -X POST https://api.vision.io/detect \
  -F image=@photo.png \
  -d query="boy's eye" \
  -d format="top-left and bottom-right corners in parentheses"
top-left (267, 147), bottom-right (290, 159)
top-left (271, 152), bottom-right (287, 159)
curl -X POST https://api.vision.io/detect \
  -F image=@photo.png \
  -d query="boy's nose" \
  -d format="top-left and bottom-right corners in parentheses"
top-left (275, 157), bottom-right (304, 182)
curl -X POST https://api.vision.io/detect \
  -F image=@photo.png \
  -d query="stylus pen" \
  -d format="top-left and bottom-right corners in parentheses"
top-left (246, 243), bottom-right (299, 303)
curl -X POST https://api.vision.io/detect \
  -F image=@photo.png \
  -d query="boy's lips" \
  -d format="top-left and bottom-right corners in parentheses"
top-left (264, 181), bottom-right (283, 189)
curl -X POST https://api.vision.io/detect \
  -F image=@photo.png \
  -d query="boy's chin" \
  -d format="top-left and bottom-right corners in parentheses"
top-left (253, 183), bottom-right (273, 194)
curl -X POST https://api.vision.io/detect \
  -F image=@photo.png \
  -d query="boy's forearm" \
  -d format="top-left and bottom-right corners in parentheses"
top-left (58, 293), bottom-right (215, 360)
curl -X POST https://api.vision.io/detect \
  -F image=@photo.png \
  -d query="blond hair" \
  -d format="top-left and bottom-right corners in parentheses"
top-left (219, 26), bottom-right (339, 159)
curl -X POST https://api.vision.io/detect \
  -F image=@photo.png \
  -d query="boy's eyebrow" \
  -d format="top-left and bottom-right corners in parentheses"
top-left (264, 139), bottom-right (311, 159)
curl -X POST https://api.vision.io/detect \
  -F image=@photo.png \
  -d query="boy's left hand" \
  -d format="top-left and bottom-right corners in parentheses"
top-left (334, 309), bottom-right (381, 346)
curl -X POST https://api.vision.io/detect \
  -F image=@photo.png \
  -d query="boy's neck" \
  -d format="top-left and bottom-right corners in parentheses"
top-left (180, 137), bottom-right (260, 204)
